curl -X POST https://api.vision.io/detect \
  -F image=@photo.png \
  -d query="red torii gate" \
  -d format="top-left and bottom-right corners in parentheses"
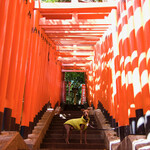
top-left (1, 0), bottom-right (150, 142)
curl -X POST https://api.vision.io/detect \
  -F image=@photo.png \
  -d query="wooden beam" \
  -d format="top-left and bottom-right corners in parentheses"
top-left (57, 50), bottom-right (94, 52)
top-left (62, 66), bottom-right (87, 70)
top-left (62, 63), bottom-right (89, 67)
top-left (48, 35), bottom-right (102, 38)
top-left (39, 18), bottom-right (110, 26)
top-left (58, 59), bottom-right (92, 63)
top-left (34, 1), bottom-right (117, 13)
top-left (58, 51), bottom-right (94, 55)
top-left (57, 57), bottom-right (93, 61)
top-left (57, 51), bottom-right (94, 57)
top-left (55, 43), bottom-right (95, 46)
top-left (44, 28), bottom-right (107, 32)
top-left (48, 34), bottom-right (103, 37)
top-left (42, 13), bottom-right (109, 20)
top-left (54, 40), bottom-right (97, 45)
top-left (56, 46), bottom-right (94, 50)
top-left (43, 13), bottom-right (72, 19)
top-left (41, 25), bottom-right (110, 30)
top-left (50, 37), bottom-right (100, 40)
top-left (45, 30), bottom-right (104, 34)
top-left (62, 69), bottom-right (87, 72)
top-left (78, 13), bottom-right (109, 19)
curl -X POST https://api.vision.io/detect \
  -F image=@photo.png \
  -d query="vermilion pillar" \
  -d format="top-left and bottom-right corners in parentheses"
top-left (126, 0), bottom-right (143, 135)
top-left (13, 1), bottom-right (33, 132)
top-left (133, 0), bottom-right (150, 135)
top-left (116, 0), bottom-right (128, 140)
top-left (21, 10), bottom-right (40, 138)
top-left (5, 0), bottom-right (25, 131)
top-left (141, 0), bottom-right (150, 136)
top-left (0, 0), bottom-right (10, 134)
top-left (120, 0), bottom-right (136, 136)
top-left (111, 9), bottom-right (119, 129)
top-left (0, 0), bottom-right (10, 74)
top-left (29, 28), bottom-right (43, 131)
top-left (0, 0), bottom-right (18, 131)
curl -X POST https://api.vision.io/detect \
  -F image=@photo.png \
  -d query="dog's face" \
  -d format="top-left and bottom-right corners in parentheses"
top-left (83, 110), bottom-right (89, 119)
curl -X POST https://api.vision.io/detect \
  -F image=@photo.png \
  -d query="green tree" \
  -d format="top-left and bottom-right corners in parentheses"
top-left (65, 72), bottom-right (85, 104)
top-left (65, 72), bottom-right (85, 88)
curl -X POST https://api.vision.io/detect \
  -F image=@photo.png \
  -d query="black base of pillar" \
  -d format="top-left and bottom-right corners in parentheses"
top-left (44, 104), bottom-right (47, 112)
top-left (104, 110), bottom-right (110, 122)
top-left (10, 117), bottom-right (16, 131)
top-left (20, 126), bottom-right (29, 139)
top-left (114, 122), bottom-right (119, 136)
top-left (38, 110), bottom-right (43, 120)
top-left (0, 112), bottom-right (3, 134)
top-left (3, 108), bottom-right (12, 131)
top-left (15, 124), bottom-right (20, 132)
top-left (110, 118), bottom-right (116, 128)
top-left (129, 117), bottom-right (136, 135)
top-left (144, 111), bottom-right (150, 137)
top-left (98, 101), bottom-right (103, 110)
top-left (29, 122), bottom-right (34, 134)
top-left (109, 116), bottom-right (112, 125)
top-left (54, 102), bottom-right (59, 109)
top-left (34, 115), bottom-right (38, 126)
top-left (119, 125), bottom-right (130, 141)
top-left (136, 109), bottom-right (145, 135)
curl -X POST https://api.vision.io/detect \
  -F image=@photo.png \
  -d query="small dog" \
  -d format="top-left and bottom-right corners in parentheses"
top-left (64, 109), bottom-right (90, 144)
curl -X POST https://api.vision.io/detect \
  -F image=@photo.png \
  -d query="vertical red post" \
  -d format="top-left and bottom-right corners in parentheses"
top-left (113, 1), bottom-right (127, 139)
top-left (12, 1), bottom-right (33, 132)
top-left (133, 0), bottom-right (150, 135)
top-left (5, 0), bottom-right (25, 131)
top-left (141, 0), bottom-right (150, 136)
top-left (21, 10), bottom-right (40, 138)
top-left (0, 0), bottom-right (10, 75)
top-left (29, 25), bottom-right (42, 133)
top-left (120, 0), bottom-right (136, 136)
top-left (17, 2), bottom-right (33, 137)
top-left (0, 0), bottom-right (18, 131)
top-left (0, 0), bottom-right (10, 133)
top-left (126, 0), bottom-right (143, 135)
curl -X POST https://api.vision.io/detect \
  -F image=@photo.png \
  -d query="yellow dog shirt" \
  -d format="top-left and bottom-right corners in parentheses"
top-left (64, 116), bottom-right (90, 131)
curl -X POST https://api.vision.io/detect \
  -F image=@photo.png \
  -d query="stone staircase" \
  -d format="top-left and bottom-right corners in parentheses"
top-left (40, 110), bottom-right (107, 150)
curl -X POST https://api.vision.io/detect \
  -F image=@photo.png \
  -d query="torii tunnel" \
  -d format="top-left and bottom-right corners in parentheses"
top-left (1, 0), bottom-right (150, 142)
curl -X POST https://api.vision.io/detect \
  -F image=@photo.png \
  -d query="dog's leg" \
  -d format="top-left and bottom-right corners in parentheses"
top-left (80, 129), bottom-right (83, 144)
top-left (84, 130), bottom-right (87, 144)
top-left (80, 124), bottom-right (85, 144)
top-left (64, 124), bottom-right (71, 144)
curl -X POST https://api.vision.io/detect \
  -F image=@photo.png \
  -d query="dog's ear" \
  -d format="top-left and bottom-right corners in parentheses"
top-left (82, 109), bottom-right (89, 115)
top-left (81, 109), bottom-right (85, 112)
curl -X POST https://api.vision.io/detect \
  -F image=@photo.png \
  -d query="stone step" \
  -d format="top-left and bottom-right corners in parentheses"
top-left (40, 110), bottom-right (107, 150)
top-left (50, 121), bottom-right (97, 126)
top-left (40, 149), bottom-right (106, 150)
top-left (48, 126), bottom-right (98, 130)
top-left (42, 138), bottom-right (105, 144)
top-left (53, 115), bottom-right (95, 118)
top-left (52, 118), bottom-right (96, 123)
top-left (40, 143), bottom-right (106, 149)
top-left (44, 133), bottom-right (103, 139)
top-left (39, 148), bottom-right (107, 150)
top-left (49, 122), bottom-right (97, 127)
top-left (46, 129), bottom-right (101, 134)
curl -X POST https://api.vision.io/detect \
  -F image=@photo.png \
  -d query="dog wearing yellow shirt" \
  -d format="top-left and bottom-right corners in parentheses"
top-left (64, 109), bottom-right (90, 144)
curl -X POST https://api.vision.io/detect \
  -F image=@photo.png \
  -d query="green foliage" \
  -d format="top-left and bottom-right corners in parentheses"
top-left (65, 72), bottom-right (85, 88)
top-left (65, 72), bottom-right (85, 104)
